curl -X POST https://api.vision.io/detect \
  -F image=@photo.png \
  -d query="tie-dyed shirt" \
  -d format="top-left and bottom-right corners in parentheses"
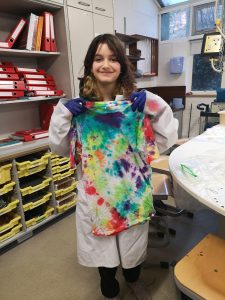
top-left (70, 99), bottom-right (159, 236)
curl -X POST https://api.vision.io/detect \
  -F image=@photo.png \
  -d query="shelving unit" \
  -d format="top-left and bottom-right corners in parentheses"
top-left (0, 0), bottom-right (75, 252)
top-left (0, 0), bottom-right (72, 137)
top-left (0, 95), bottom-right (64, 105)
top-left (0, 144), bottom-right (77, 252)
top-left (116, 32), bottom-right (158, 77)
top-left (0, 49), bottom-right (60, 57)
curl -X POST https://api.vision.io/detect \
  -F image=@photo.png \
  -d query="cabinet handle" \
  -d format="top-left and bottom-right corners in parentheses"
top-left (78, 1), bottom-right (90, 6)
top-left (94, 7), bottom-right (106, 12)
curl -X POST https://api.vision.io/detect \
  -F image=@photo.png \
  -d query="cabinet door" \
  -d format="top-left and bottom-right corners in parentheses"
top-left (93, 14), bottom-right (114, 37)
top-left (67, 0), bottom-right (92, 12)
top-left (67, 6), bottom-right (94, 96)
top-left (92, 0), bottom-right (113, 17)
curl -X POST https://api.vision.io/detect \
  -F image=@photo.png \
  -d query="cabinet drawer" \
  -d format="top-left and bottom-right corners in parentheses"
top-left (92, 0), bottom-right (113, 17)
top-left (67, 0), bottom-right (92, 11)
top-left (33, 0), bottom-right (64, 6)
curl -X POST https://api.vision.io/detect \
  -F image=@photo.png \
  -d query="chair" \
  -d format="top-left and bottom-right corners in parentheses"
top-left (146, 155), bottom-right (184, 268)
top-left (174, 233), bottom-right (225, 300)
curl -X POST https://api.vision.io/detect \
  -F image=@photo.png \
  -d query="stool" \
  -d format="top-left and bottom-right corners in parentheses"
top-left (174, 233), bottom-right (225, 300)
top-left (151, 155), bottom-right (170, 175)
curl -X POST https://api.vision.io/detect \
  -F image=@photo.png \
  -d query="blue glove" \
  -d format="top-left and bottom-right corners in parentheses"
top-left (130, 91), bottom-right (146, 112)
top-left (64, 98), bottom-right (86, 116)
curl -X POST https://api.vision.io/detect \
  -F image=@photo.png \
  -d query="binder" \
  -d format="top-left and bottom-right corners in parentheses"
top-left (0, 91), bottom-right (24, 98)
top-left (0, 42), bottom-right (9, 48)
top-left (25, 79), bottom-right (55, 86)
top-left (23, 74), bottom-right (53, 80)
top-left (15, 13), bottom-right (38, 50)
top-left (35, 16), bottom-right (44, 51)
top-left (15, 67), bottom-right (46, 74)
top-left (31, 90), bottom-right (63, 96)
top-left (26, 85), bottom-right (56, 91)
top-left (0, 73), bottom-right (19, 80)
top-left (6, 18), bottom-right (27, 48)
top-left (41, 12), bottom-right (51, 52)
top-left (11, 129), bottom-right (48, 142)
top-left (0, 82), bottom-right (25, 90)
top-left (0, 80), bottom-right (23, 85)
top-left (0, 62), bottom-right (13, 67)
top-left (49, 13), bottom-right (57, 52)
top-left (0, 67), bottom-right (15, 73)
top-left (39, 103), bottom-right (57, 130)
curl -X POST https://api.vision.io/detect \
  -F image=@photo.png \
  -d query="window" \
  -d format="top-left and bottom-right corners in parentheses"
top-left (161, 8), bottom-right (190, 41)
top-left (192, 54), bottom-right (222, 91)
top-left (192, 2), bottom-right (215, 35)
top-left (157, 0), bottom-right (189, 7)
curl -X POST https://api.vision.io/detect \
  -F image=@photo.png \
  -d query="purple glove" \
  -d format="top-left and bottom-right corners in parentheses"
top-left (64, 98), bottom-right (86, 116)
top-left (130, 91), bottom-right (146, 112)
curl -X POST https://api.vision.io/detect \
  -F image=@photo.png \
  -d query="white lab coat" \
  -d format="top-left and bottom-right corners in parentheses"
top-left (49, 91), bottom-right (178, 268)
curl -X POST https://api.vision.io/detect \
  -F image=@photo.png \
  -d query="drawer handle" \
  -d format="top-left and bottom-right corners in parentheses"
top-left (95, 6), bottom-right (106, 12)
top-left (78, 1), bottom-right (90, 6)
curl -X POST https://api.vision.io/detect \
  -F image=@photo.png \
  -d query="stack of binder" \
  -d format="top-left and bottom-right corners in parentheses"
top-left (0, 11), bottom-right (57, 52)
top-left (0, 62), bottom-right (25, 100)
top-left (11, 129), bottom-right (49, 142)
top-left (15, 67), bottom-right (63, 97)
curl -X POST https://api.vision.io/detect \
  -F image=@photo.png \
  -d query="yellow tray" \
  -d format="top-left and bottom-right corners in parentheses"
top-left (25, 207), bottom-right (54, 228)
top-left (53, 169), bottom-right (75, 182)
top-left (0, 198), bottom-right (19, 216)
top-left (0, 181), bottom-right (15, 196)
top-left (0, 223), bottom-right (22, 243)
top-left (18, 163), bottom-right (47, 178)
top-left (52, 161), bottom-right (71, 174)
top-left (51, 156), bottom-right (70, 166)
top-left (23, 192), bottom-right (52, 212)
top-left (50, 153), bottom-right (58, 159)
top-left (57, 199), bottom-right (77, 213)
top-left (20, 177), bottom-right (52, 196)
top-left (16, 153), bottom-right (50, 171)
top-left (0, 215), bottom-right (21, 234)
top-left (0, 163), bottom-right (12, 185)
top-left (55, 180), bottom-right (77, 198)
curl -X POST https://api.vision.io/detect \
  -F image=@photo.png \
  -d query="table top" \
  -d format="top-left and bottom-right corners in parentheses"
top-left (169, 125), bottom-right (225, 216)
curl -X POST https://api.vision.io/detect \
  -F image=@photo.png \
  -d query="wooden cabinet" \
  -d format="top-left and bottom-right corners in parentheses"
top-left (92, 0), bottom-right (113, 17)
top-left (67, 7), bottom-right (93, 95)
top-left (66, 0), bottom-right (114, 96)
top-left (116, 32), bottom-right (158, 77)
top-left (66, 0), bottom-right (93, 11)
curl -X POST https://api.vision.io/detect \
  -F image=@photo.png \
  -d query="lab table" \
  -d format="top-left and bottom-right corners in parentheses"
top-left (169, 125), bottom-right (225, 236)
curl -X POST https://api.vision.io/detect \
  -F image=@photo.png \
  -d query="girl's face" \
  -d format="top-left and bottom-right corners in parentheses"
top-left (91, 43), bottom-right (121, 85)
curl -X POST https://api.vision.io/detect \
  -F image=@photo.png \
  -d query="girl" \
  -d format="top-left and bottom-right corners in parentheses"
top-left (49, 34), bottom-right (178, 300)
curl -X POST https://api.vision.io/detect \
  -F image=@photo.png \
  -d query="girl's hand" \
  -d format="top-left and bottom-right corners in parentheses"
top-left (130, 91), bottom-right (146, 112)
top-left (64, 98), bottom-right (87, 116)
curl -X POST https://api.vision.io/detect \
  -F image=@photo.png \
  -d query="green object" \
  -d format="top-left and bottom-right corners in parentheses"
top-left (180, 164), bottom-right (198, 177)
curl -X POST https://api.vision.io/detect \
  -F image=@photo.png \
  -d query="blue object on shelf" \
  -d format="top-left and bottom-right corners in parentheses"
top-left (216, 88), bottom-right (225, 102)
top-left (169, 56), bottom-right (184, 74)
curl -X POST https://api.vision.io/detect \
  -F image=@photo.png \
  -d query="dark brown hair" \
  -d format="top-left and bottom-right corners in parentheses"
top-left (80, 34), bottom-right (136, 100)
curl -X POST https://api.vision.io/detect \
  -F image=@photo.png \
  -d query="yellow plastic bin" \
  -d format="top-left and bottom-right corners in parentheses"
top-left (0, 163), bottom-right (12, 185)
top-left (0, 223), bottom-right (22, 243)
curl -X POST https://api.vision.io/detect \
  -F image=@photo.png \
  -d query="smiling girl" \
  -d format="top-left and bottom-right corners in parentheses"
top-left (49, 34), bottom-right (178, 300)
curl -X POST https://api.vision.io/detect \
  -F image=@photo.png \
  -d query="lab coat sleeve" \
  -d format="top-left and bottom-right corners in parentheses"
top-left (143, 90), bottom-right (178, 153)
top-left (48, 98), bottom-right (73, 157)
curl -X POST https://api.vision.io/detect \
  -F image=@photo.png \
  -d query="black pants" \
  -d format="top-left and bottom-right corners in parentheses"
top-left (98, 264), bottom-right (141, 298)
